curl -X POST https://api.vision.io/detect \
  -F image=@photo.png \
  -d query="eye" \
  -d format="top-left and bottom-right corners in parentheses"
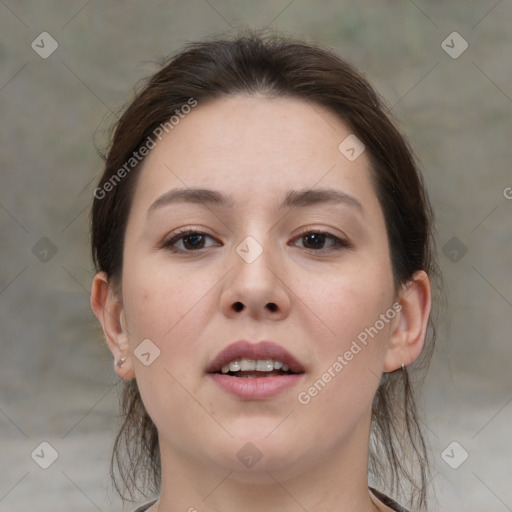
top-left (162, 229), bottom-right (350, 254)
top-left (162, 229), bottom-right (220, 253)
top-left (292, 231), bottom-right (350, 251)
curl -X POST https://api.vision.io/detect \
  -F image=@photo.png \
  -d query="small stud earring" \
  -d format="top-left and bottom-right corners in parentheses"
top-left (401, 363), bottom-right (406, 371)
top-left (116, 357), bottom-right (126, 368)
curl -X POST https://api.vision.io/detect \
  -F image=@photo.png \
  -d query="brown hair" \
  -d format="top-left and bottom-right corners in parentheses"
top-left (90, 29), bottom-right (438, 509)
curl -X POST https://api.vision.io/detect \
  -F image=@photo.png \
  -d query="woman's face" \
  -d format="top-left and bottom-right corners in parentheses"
top-left (118, 95), bottom-right (400, 479)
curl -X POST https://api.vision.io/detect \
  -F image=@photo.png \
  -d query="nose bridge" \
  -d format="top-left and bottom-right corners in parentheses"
top-left (234, 232), bottom-right (277, 293)
top-left (232, 216), bottom-right (276, 276)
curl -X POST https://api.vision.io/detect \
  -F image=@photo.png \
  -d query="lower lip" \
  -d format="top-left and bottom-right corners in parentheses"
top-left (208, 373), bottom-right (304, 399)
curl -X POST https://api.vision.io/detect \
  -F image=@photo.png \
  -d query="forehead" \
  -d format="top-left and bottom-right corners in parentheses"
top-left (129, 95), bottom-right (377, 215)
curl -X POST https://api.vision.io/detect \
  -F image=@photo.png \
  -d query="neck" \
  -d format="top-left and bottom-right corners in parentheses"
top-left (153, 415), bottom-right (383, 512)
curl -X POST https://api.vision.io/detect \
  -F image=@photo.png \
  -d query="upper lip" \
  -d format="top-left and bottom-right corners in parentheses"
top-left (205, 340), bottom-right (306, 374)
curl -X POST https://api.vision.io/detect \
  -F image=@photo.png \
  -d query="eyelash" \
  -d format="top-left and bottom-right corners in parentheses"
top-left (161, 228), bottom-right (351, 254)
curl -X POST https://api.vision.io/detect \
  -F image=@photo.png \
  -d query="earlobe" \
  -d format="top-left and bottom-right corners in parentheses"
top-left (90, 271), bottom-right (135, 380)
top-left (383, 270), bottom-right (432, 372)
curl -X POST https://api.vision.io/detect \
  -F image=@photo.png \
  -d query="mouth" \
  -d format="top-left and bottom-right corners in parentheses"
top-left (206, 340), bottom-right (306, 375)
top-left (205, 340), bottom-right (305, 399)
top-left (219, 358), bottom-right (300, 378)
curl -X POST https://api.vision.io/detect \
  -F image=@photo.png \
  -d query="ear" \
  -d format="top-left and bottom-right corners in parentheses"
top-left (383, 270), bottom-right (432, 372)
top-left (90, 271), bottom-right (135, 380)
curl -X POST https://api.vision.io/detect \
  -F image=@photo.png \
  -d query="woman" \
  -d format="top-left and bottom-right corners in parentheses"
top-left (90, 31), bottom-right (436, 512)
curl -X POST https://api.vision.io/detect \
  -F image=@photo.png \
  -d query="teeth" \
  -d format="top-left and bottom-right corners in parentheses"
top-left (220, 358), bottom-right (290, 374)
top-left (256, 359), bottom-right (273, 371)
top-left (228, 360), bottom-right (241, 372)
top-left (240, 358), bottom-right (256, 371)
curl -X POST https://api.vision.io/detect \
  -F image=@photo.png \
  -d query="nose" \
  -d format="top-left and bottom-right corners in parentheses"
top-left (220, 238), bottom-right (292, 321)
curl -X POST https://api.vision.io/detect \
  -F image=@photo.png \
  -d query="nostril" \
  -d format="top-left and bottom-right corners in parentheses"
top-left (233, 302), bottom-right (244, 312)
top-left (266, 303), bottom-right (277, 312)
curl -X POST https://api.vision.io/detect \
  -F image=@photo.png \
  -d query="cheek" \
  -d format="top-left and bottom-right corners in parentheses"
top-left (303, 263), bottom-right (394, 346)
top-left (121, 263), bottom-right (220, 397)
top-left (122, 261), bottom-right (210, 341)
top-left (295, 282), bottom-right (395, 432)
top-left (295, 264), bottom-right (396, 419)
top-left (120, 269), bottom-right (210, 434)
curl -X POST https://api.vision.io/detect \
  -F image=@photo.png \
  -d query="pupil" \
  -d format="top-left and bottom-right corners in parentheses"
top-left (304, 233), bottom-right (325, 249)
top-left (184, 234), bottom-right (203, 249)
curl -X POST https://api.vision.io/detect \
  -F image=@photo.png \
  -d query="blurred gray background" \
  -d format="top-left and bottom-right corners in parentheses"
top-left (1, 1), bottom-right (511, 511)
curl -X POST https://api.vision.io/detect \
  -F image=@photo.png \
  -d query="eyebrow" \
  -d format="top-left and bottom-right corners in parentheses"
top-left (146, 186), bottom-right (364, 218)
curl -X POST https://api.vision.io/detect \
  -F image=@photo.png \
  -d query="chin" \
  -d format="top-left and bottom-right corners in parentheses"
top-left (206, 435), bottom-right (307, 481)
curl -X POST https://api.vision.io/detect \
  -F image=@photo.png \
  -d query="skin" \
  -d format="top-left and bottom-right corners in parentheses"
top-left (91, 95), bottom-right (431, 512)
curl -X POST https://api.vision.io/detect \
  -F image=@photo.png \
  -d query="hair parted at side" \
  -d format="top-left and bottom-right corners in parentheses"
top-left (90, 28), bottom-right (439, 509)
